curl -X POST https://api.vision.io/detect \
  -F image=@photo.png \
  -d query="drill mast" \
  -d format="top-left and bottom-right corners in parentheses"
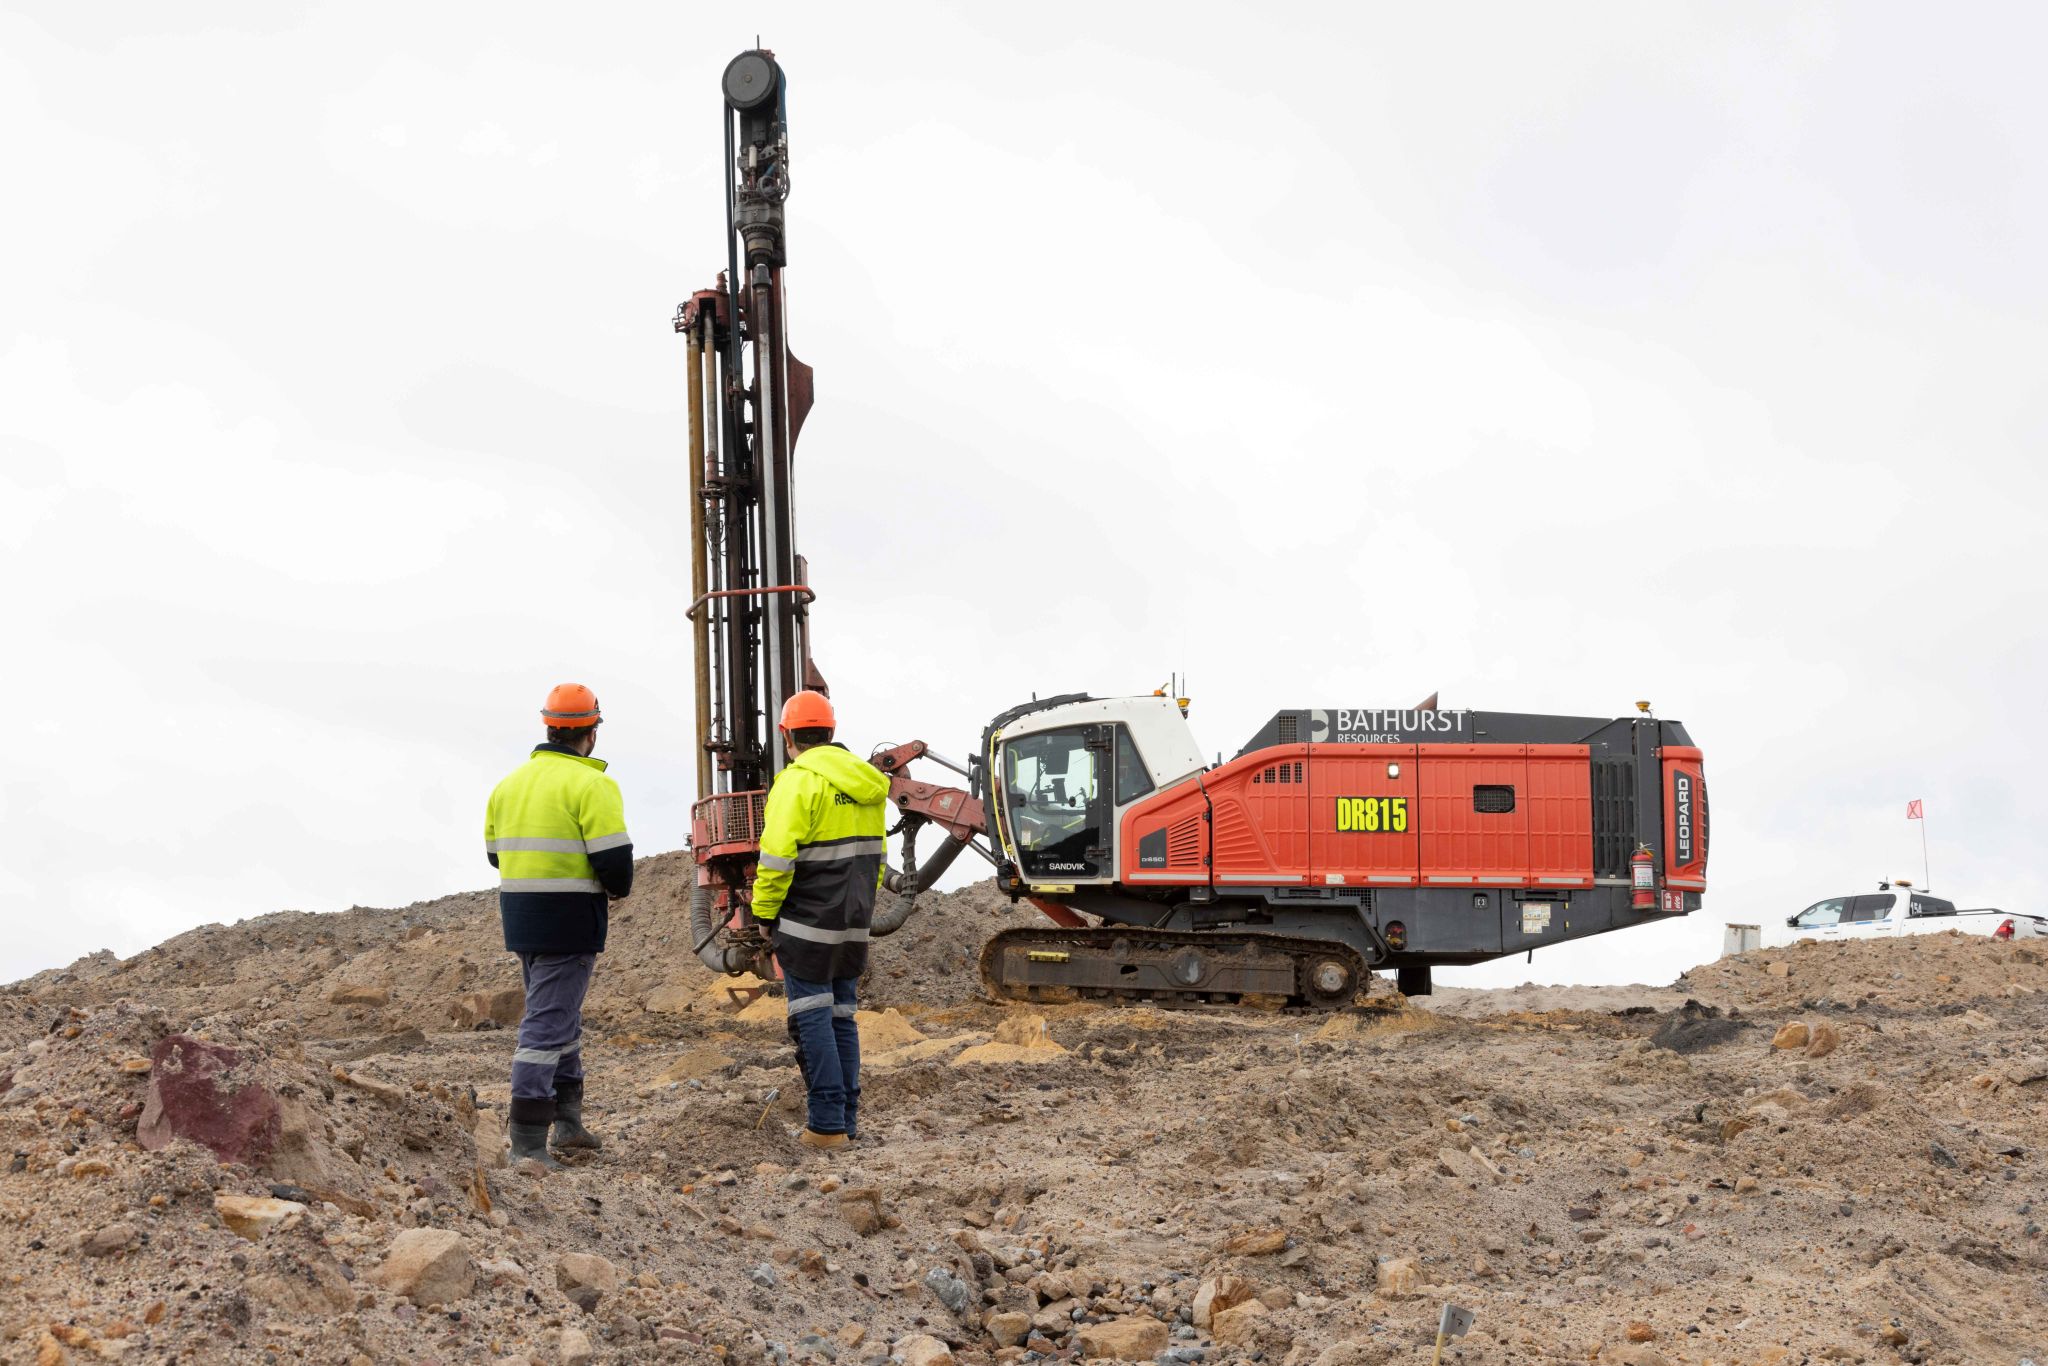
top-left (676, 48), bottom-right (821, 803)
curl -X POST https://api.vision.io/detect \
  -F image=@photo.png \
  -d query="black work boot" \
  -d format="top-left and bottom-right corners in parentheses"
top-left (551, 1079), bottom-right (602, 1152)
top-left (508, 1097), bottom-right (564, 1170)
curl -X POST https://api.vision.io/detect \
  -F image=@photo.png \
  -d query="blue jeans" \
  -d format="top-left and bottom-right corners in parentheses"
top-left (782, 970), bottom-right (860, 1136)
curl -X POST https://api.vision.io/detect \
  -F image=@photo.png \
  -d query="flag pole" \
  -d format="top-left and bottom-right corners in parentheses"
top-left (1921, 810), bottom-right (1931, 890)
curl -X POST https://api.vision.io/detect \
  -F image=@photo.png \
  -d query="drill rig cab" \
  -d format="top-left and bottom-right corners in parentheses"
top-left (987, 694), bottom-right (1206, 886)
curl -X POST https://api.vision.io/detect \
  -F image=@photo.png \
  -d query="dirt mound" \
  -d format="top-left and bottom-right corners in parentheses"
top-left (860, 880), bottom-right (1045, 1006)
top-left (1678, 931), bottom-right (2046, 1012)
top-left (4, 860), bottom-right (2047, 1363)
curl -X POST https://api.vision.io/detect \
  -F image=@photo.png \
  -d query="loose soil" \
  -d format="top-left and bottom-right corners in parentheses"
top-left (4, 852), bottom-right (2043, 1364)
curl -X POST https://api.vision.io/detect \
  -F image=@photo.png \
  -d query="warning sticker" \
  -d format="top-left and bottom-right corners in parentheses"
top-left (1521, 906), bottom-right (1552, 934)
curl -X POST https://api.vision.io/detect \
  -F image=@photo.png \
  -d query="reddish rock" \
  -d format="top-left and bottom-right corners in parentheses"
top-left (136, 1035), bottom-right (281, 1166)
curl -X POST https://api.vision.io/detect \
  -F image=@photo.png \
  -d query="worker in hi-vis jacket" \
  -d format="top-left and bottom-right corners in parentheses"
top-left (485, 683), bottom-right (633, 1169)
top-left (750, 690), bottom-right (889, 1150)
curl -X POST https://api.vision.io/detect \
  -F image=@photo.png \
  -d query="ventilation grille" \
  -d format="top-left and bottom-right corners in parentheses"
top-left (1591, 759), bottom-right (1636, 877)
top-left (1253, 762), bottom-right (1304, 785)
top-left (1210, 801), bottom-right (1265, 864)
top-left (1166, 815), bottom-right (1204, 865)
top-left (1473, 784), bottom-right (1516, 814)
top-left (1277, 714), bottom-right (1298, 743)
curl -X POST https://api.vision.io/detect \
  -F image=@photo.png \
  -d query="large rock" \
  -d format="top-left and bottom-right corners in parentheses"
top-left (269, 1095), bottom-right (347, 1188)
top-left (451, 986), bottom-right (525, 1029)
top-left (893, 1334), bottom-right (955, 1366)
top-left (1770, 1021), bottom-right (1810, 1050)
top-left (137, 1035), bottom-right (282, 1167)
top-left (1212, 1299), bottom-right (1270, 1345)
top-left (555, 1252), bottom-right (620, 1312)
top-left (1375, 1257), bottom-right (1419, 1299)
top-left (986, 1311), bottom-right (1032, 1347)
top-left (559, 1325), bottom-right (595, 1366)
top-left (215, 1194), bottom-right (306, 1241)
top-left (369, 1228), bottom-right (475, 1305)
top-left (1805, 1021), bottom-right (1841, 1058)
top-left (1193, 1274), bottom-right (1257, 1328)
top-left (1218, 1227), bottom-right (1289, 1256)
top-left (1075, 1316), bottom-right (1168, 1359)
top-left (79, 1222), bottom-right (139, 1257)
top-left (838, 1188), bottom-right (886, 1236)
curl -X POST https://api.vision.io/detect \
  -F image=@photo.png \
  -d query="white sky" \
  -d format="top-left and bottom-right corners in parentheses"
top-left (4, 3), bottom-right (2044, 987)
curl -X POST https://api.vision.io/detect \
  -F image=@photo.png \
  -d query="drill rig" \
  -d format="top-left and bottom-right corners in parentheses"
top-left (676, 51), bottom-right (1710, 1003)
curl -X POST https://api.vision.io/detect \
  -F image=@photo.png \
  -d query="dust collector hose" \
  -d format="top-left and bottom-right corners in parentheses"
top-left (869, 833), bottom-right (971, 937)
top-left (688, 882), bottom-right (755, 974)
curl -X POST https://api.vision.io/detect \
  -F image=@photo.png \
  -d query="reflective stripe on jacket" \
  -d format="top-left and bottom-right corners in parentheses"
top-left (486, 745), bottom-right (632, 955)
top-left (752, 743), bottom-right (889, 981)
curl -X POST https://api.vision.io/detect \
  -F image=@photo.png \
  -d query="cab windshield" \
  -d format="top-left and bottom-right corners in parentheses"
top-left (1003, 729), bottom-right (1105, 879)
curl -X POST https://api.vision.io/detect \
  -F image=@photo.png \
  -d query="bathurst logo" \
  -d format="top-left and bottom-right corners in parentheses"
top-left (1674, 771), bottom-right (1695, 865)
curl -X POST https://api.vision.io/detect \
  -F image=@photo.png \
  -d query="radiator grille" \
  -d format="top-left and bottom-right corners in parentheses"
top-left (1166, 815), bottom-right (1204, 865)
top-left (1473, 784), bottom-right (1516, 814)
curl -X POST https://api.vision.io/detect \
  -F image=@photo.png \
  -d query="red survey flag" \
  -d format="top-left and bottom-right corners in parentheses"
top-left (1907, 800), bottom-right (1923, 820)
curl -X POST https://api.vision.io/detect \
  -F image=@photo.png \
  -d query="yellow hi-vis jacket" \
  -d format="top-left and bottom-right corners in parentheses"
top-left (486, 744), bottom-right (633, 955)
top-left (751, 743), bottom-right (889, 981)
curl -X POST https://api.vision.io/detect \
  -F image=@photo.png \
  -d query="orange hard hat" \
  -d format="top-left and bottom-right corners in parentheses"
top-left (541, 683), bottom-right (602, 729)
top-left (778, 690), bottom-right (835, 733)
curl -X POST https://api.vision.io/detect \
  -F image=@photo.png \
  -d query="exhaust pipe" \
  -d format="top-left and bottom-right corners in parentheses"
top-left (688, 882), bottom-right (755, 974)
top-left (870, 833), bottom-right (971, 936)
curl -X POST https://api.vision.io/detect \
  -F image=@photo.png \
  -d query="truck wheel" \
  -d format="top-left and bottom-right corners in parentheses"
top-left (1396, 965), bottom-right (1432, 998)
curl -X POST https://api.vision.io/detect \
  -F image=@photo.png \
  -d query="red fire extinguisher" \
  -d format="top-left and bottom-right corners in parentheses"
top-left (1631, 845), bottom-right (1657, 909)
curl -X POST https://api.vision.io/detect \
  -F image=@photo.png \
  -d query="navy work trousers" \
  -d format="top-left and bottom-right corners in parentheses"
top-left (512, 952), bottom-right (594, 1101)
top-left (782, 969), bottom-right (860, 1136)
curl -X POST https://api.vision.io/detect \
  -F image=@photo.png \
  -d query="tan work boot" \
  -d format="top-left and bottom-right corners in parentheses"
top-left (798, 1128), bottom-right (848, 1150)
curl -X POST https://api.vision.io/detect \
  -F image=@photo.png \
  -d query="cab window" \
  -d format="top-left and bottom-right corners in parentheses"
top-left (1114, 726), bottom-right (1154, 805)
top-left (1794, 899), bottom-right (1845, 928)
top-left (1843, 893), bottom-right (1895, 923)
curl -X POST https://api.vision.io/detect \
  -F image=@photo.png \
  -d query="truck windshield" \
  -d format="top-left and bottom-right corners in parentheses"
top-left (1003, 729), bottom-right (1106, 880)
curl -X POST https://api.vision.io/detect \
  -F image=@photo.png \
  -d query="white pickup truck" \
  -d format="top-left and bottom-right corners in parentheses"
top-left (1765, 882), bottom-right (2045, 948)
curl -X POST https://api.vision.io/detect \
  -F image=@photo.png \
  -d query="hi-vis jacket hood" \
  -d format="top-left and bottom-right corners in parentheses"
top-left (789, 743), bottom-right (891, 805)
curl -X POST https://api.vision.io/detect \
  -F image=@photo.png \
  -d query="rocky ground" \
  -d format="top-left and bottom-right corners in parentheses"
top-left (3, 853), bottom-right (2044, 1365)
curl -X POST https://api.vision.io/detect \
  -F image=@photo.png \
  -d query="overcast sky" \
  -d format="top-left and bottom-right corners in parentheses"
top-left (5, 3), bottom-right (2044, 988)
